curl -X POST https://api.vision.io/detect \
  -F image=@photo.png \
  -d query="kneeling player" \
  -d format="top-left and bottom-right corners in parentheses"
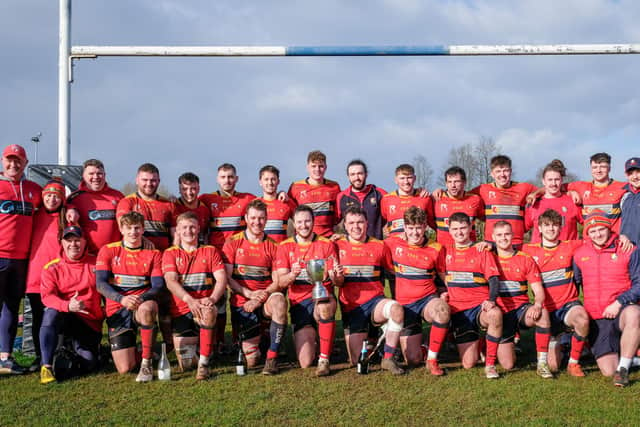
top-left (223, 199), bottom-right (286, 375)
top-left (386, 206), bottom-right (449, 375)
top-left (492, 221), bottom-right (553, 378)
top-left (523, 209), bottom-right (590, 376)
top-left (96, 212), bottom-right (165, 382)
top-left (163, 212), bottom-right (228, 380)
top-left (39, 226), bottom-right (104, 384)
top-left (276, 205), bottom-right (341, 376)
top-left (442, 212), bottom-right (503, 379)
top-left (335, 207), bottom-right (405, 375)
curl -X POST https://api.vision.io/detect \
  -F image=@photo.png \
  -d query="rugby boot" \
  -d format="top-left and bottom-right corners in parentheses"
top-left (195, 363), bottom-right (210, 381)
top-left (426, 359), bottom-right (445, 376)
top-left (136, 359), bottom-right (153, 383)
top-left (567, 362), bottom-right (585, 377)
top-left (262, 358), bottom-right (278, 376)
top-left (613, 367), bottom-right (629, 388)
top-left (536, 361), bottom-right (554, 379)
top-left (381, 357), bottom-right (405, 375)
top-left (484, 365), bottom-right (499, 379)
top-left (316, 358), bottom-right (331, 377)
top-left (0, 357), bottom-right (26, 375)
top-left (40, 366), bottom-right (56, 385)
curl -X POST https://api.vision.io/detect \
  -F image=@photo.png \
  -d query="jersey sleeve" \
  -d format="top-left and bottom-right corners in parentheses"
top-left (221, 239), bottom-right (236, 265)
top-left (95, 246), bottom-right (112, 272)
top-left (151, 251), bottom-right (164, 277)
top-left (275, 243), bottom-right (292, 270)
top-left (482, 250), bottom-right (500, 279)
top-left (381, 243), bottom-right (394, 272)
top-left (162, 249), bottom-right (178, 274)
top-left (525, 256), bottom-right (542, 283)
top-left (40, 264), bottom-right (69, 313)
top-left (209, 246), bottom-right (225, 272)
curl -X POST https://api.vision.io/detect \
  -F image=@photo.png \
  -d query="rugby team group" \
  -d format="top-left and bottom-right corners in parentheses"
top-left (1, 143), bottom-right (640, 388)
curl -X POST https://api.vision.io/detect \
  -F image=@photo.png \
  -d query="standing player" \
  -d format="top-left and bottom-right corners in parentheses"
top-left (523, 209), bottom-right (589, 376)
top-left (39, 225), bottom-right (104, 384)
top-left (172, 172), bottom-right (210, 245)
top-left (574, 211), bottom-right (640, 387)
top-left (621, 157), bottom-right (640, 245)
top-left (0, 144), bottom-right (42, 375)
top-left (258, 165), bottom-right (295, 243)
top-left (96, 212), bottom-right (165, 382)
top-left (223, 199), bottom-right (287, 375)
top-left (381, 164), bottom-right (435, 238)
top-left (567, 153), bottom-right (626, 233)
top-left (386, 206), bottom-right (450, 375)
top-left (67, 159), bottom-right (124, 253)
top-left (441, 212), bottom-right (503, 379)
top-left (336, 159), bottom-right (387, 239)
top-left (288, 150), bottom-right (341, 238)
top-left (492, 221), bottom-right (553, 378)
top-left (276, 205), bottom-right (340, 376)
top-left (525, 160), bottom-right (582, 244)
top-left (163, 212), bottom-right (228, 380)
top-left (335, 207), bottom-right (405, 375)
top-left (433, 166), bottom-right (484, 245)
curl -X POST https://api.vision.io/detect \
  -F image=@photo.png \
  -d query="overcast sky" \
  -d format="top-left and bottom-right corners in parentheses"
top-left (1, 0), bottom-right (639, 195)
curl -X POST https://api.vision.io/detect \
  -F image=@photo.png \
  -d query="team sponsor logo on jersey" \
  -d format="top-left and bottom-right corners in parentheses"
top-left (395, 247), bottom-right (403, 256)
top-left (339, 249), bottom-right (346, 258)
top-left (488, 191), bottom-right (496, 199)
top-left (389, 205), bottom-right (396, 213)
top-left (441, 204), bottom-right (448, 211)
top-left (532, 256), bottom-right (539, 262)
top-left (611, 254), bottom-right (618, 260)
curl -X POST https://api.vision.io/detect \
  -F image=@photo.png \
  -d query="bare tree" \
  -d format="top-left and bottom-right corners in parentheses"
top-left (474, 136), bottom-right (500, 185)
top-left (413, 154), bottom-right (434, 190)
top-left (440, 136), bottom-right (501, 188)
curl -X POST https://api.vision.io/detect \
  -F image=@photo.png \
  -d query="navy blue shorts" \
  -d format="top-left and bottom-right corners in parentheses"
top-left (230, 305), bottom-right (264, 340)
top-left (550, 300), bottom-right (582, 336)
top-left (501, 303), bottom-right (531, 343)
top-left (342, 295), bottom-right (385, 335)
top-left (588, 304), bottom-right (637, 359)
top-left (451, 304), bottom-right (484, 344)
top-left (401, 294), bottom-right (438, 337)
top-left (290, 298), bottom-right (316, 332)
top-left (172, 312), bottom-right (200, 338)
top-left (106, 308), bottom-right (140, 350)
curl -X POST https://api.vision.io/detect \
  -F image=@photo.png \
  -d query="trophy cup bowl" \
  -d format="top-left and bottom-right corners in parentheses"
top-left (306, 259), bottom-right (330, 303)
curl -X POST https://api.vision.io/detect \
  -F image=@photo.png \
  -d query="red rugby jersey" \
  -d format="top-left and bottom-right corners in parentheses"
top-left (116, 193), bottom-right (175, 251)
top-left (380, 190), bottom-right (435, 237)
top-left (222, 232), bottom-right (277, 308)
top-left (444, 245), bottom-right (500, 313)
top-left (525, 194), bottom-right (582, 244)
top-left (568, 180), bottom-right (626, 233)
top-left (471, 182), bottom-right (537, 246)
top-left (287, 178), bottom-right (341, 237)
top-left (275, 234), bottom-right (337, 305)
top-left (386, 238), bottom-right (445, 305)
top-left (27, 210), bottom-right (61, 294)
top-left (172, 199), bottom-right (211, 245)
top-left (162, 245), bottom-right (225, 317)
top-left (523, 240), bottom-right (581, 311)
top-left (199, 191), bottom-right (256, 249)
top-left (260, 197), bottom-right (295, 243)
top-left (335, 237), bottom-right (391, 312)
top-left (495, 251), bottom-right (542, 312)
top-left (433, 191), bottom-right (484, 245)
top-left (0, 175), bottom-right (42, 259)
top-left (96, 242), bottom-right (163, 317)
top-left (67, 182), bottom-right (124, 253)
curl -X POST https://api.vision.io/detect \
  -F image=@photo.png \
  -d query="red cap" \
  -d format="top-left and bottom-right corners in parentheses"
top-left (583, 210), bottom-right (611, 235)
top-left (2, 144), bottom-right (27, 161)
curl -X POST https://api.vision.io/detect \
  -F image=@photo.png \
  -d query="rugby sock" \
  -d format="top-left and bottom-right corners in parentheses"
top-left (617, 357), bottom-right (632, 371)
top-left (383, 344), bottom-right (397, 360)
top-left (485, 334), bottom-right (500, 366)
top-left (535, 327), bottom-right (551, 363)
top-left (318, 318), bottom-right (336, 361)
top-left (199, 354), bottom-right (209, 366)
top-left (569, 333), bottom-right (586, 364)
top-left (267, 321), bottom-right (285, 360)
top-left (427, 322), bottom-right (448, 360)
top-left (200, 326), bottom-right (214, 358)
top-left (140, 325), bottom-right (154, 360)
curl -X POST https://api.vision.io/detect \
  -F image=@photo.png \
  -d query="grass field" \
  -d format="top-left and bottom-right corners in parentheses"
top-left (1, 323), bottom-right (640, 426)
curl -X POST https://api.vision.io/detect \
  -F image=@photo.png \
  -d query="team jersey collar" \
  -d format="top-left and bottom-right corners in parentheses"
top-left (349, 184), bottom-right (373, 196)
top-left (216, 189), bottom-right (237, 198)
top-left (305, 177), bottom-right (326, 186)
top-left (243, 230), bottom-right (267, 243)
top-left (78, 180), bottom-right (110, 193)
top-left (136, 191), bottom-right (159, 201)
top-left (121, 240), bottom-right (144, 252)
top-left (294, 233), bottom-right (317, 245)
top-left (346, 235), bottom-right (369, 245)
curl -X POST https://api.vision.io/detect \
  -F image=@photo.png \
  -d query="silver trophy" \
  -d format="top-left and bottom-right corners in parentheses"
top-left (306, 259), bottom-right (330, 303)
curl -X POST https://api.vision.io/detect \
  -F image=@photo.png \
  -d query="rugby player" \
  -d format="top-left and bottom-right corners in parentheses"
top-left (573, 211), bottom-right (640, 387)
top-left (621, 157), bottom-right (640, 245)
top-left (67, 159), bottom-right (124, 253)
top-left (441, 212), bottom-right (503, 379)
top-left (276, 205), bottom-right (341, 376)
top-left (288, 150), bottom-right (341, 238)
top-left (0, 144), bottom-right (42, 375)
top-left (492, 221), bottom-right (553, 378)
top-left (523, 209), bottom-right (589, 376)
top-left (335, 206), bottom-right (405, 375)
top-left (386, 206), bottom-right (449, 375)
top-left (432, 166), bottom-right (484, 246)
top-left (172, 172), bottom-right (210, 246)
top-left (336, 159), bottom-right (387, 239)
top-left (525, 160), bottom-right (582, 244)
top-left (163, 212), bottom-right (228, 380)
top-left (258, 165), bottom-right (295, 243)
top-left (222, 199), bottom-right (286, 375)
top-left (381, 164), bottom-right (435, 238)
top-left (39, 226), bottom-right (103, 384)
top-left (96, 212), bottom-right (165, 382)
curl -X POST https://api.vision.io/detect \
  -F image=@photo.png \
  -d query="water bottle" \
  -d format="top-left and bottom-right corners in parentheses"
top-left (158, 342), bottom-right (171, 381)
top-left (357, 340), bottom-right (369, 374)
